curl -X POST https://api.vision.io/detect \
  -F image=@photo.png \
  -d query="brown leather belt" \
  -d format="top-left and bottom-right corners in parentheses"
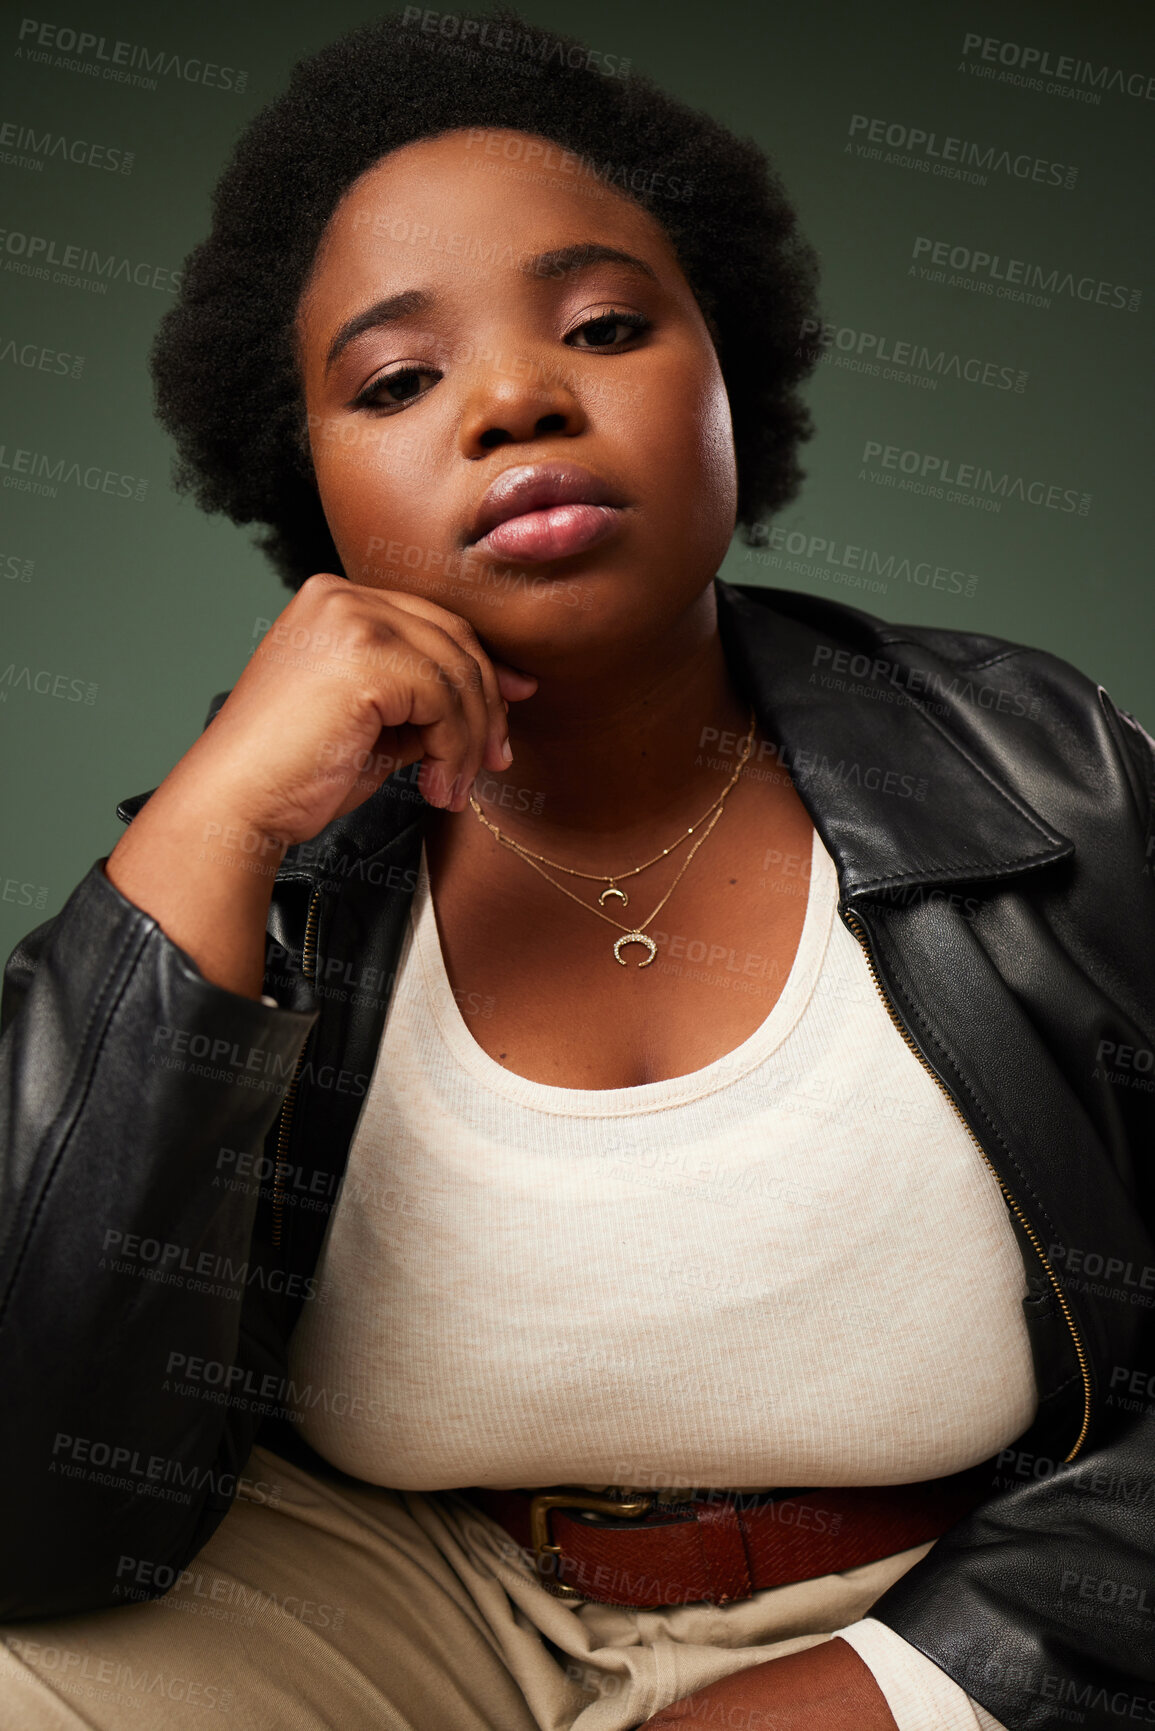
top-left (459, 1456), bottom-right (1000, 1608)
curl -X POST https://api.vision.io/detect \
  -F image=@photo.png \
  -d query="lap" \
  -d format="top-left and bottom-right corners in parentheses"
top-left (0, 1446), bottom-right (540, 1731)
top-left (0, 1446), bottom-right (930, 1731)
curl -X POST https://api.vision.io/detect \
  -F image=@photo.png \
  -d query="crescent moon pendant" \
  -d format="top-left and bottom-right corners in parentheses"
top-left (613, 931), bottom-right (657, 968)
top-left (599, 885), bottom-right (629, 907)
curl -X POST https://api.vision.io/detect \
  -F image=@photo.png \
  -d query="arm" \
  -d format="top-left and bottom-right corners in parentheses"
top-left (640, 1636), bottom-right (900, 1729)
top-left (834, 1620), bottom-right (1010, 1730)
top-left (0, 858), bottom-right (315, 1619)
top-left (635, 1628), bottom-right (1010, 1729)
top-left (0, 576), bottom-right (529, 1620)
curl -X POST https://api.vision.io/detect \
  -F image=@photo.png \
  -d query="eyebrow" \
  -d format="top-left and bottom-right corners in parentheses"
top-left (323, 243), bottom-right (658, 375)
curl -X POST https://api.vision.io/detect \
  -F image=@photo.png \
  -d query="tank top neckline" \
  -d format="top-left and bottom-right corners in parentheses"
top-left (405, 825), bottom-right (836, 1117)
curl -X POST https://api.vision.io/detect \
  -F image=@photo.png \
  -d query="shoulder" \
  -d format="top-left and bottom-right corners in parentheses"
top-left (718, 579), bottom-right (1155, 831)
top-left (723, 578), bottom-right (1073, 685)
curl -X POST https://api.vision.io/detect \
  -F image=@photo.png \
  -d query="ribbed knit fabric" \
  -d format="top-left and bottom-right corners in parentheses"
top-left (834, 1618), bottom-right (1009, 1730)
top-left (287, 827), bottom-right (1029, 1730)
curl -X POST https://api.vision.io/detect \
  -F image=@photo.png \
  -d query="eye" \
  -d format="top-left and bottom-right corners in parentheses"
top-left (565, 310), bottom-right (651, 351)
top-left (351, 365), bottom-right (441, 412)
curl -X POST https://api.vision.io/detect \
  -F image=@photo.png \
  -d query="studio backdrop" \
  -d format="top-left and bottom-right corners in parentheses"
top-left (1, 0), bottom-right (1152, 958)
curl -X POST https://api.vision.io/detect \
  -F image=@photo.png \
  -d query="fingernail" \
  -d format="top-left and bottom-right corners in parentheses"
top-left (501, 738), bottom-right (513, 764)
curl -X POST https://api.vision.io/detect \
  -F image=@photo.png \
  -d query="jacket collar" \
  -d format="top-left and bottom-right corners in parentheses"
top-left (117, 580), bottom-right (1072, 902)
top-left (714, 580), bottom-right (1072, 900)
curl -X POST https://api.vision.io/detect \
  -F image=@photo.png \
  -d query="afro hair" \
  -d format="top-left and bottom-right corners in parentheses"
top-left (151, 6), bottom-right (822, 589)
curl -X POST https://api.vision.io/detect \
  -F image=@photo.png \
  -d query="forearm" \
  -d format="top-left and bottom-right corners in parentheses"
top-left (640, 1636), bottom-right (899, 1729)
top-left (105, 749), bottom-right (286, 1000)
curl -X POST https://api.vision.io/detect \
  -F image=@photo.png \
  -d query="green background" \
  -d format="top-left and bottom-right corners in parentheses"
top-left (1, 0), bottom-right (1152, 956)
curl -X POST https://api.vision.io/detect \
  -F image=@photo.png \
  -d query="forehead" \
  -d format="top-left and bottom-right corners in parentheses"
top-left (302, 126), bottom-right (679, 311)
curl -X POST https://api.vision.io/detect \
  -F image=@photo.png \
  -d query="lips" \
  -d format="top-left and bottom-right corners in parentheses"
top-left (464, 462), bottom-right (626, 563)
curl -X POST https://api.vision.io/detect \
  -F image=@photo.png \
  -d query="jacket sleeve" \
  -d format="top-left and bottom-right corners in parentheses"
top-left (0, 857), bottom-right (316, 1620)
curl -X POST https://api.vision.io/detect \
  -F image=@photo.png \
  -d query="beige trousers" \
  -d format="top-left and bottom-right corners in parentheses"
top-left (0, 1445), bottom-right (933, 1731)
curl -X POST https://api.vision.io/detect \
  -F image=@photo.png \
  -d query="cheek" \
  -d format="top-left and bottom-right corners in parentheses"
top-left (638, 350), bottom-right (736, 531)
top-left (311, 430), bottom-right (433, 557)
top-left (694, 368), bottom-right (738, 499)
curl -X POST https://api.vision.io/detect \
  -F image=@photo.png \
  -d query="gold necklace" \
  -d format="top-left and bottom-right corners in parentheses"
top-left (469, 708), bottom-right (757, 968)
top-left (470, 706), bottom-right (756, 911)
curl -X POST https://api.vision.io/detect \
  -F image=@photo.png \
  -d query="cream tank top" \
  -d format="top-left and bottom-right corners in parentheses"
top-left (287, 828), bottom-right (1038, 1491)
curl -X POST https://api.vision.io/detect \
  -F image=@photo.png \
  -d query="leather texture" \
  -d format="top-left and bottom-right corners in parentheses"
top-left (461, 1456), bottom-right (1002, 1608)
top-left (2, 579), bottom-right (1154, 1729)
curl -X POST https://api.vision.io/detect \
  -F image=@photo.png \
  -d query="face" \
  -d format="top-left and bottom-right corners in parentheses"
top-left (295, 127), bottom-right (738, 678)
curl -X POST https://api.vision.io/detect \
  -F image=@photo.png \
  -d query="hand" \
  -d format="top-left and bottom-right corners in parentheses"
top-left (183, 573), bottom-right (538, 840)
top-left (105, 575), bottom-right (537, 997)
top-left (636, 1637), bottom-right (899, 1731)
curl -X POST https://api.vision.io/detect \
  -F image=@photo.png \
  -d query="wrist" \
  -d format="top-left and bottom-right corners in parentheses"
top-left (112, 773), bottom-right (290, 886)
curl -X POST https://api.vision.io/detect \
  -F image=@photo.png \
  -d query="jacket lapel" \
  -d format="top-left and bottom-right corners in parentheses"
top-left (715, 580), bottom-right (1073, 901)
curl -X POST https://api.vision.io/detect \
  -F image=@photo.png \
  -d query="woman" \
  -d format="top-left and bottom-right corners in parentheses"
top-left (2, 11), bottom-right (1153, 1730)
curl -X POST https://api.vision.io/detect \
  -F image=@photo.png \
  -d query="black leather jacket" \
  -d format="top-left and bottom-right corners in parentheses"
top-left (3, 580), bottom-right (1155, 1728)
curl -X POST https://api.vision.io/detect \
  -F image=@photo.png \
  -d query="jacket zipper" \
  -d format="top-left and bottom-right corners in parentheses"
top-left (271, 885), bottom-right (322, 1248)
top-left (842, 905), bottom-right (1092, 1462)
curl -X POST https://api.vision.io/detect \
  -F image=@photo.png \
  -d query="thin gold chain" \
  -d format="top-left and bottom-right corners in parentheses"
top-left (470, 706), bottom-right (755, 890)
top-left (485, 796), bottom-right (730, 937)
top-left (470, 707), bottom-right (757, 940)
top-left (471, 695), bottom-right (758, 886)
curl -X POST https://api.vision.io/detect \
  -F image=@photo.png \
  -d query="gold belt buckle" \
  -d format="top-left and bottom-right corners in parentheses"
top-left (528, 1489), bottom-right (655, 1599)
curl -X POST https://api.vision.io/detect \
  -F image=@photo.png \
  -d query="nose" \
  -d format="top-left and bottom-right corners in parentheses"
top-left (456, 352), bottom-right (586, 457)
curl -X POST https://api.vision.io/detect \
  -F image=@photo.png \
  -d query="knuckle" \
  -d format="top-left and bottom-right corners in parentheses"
top-left (299, 570), bottom-right (343, 603)
top-left (454, 656), bottom-right (484, 696)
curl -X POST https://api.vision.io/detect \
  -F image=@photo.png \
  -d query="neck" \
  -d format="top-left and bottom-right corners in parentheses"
top-left (465, 599), bottom-right (753, 863)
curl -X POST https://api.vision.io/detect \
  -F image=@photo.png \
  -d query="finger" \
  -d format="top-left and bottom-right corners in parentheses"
top-left (374, 588), bottom-right (533, 773)
top-left (402, 602), bottom-right (510, 775)
top-left (494, 664), bottom-right (539, 704)
top-left (369, 609), bottom-right (492, 810)
top-left (330, 724), bottom-right (423, 819)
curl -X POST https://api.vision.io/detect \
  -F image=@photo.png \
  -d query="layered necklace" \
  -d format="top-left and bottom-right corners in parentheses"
top-left (468, 707), bottom-right (757, 968)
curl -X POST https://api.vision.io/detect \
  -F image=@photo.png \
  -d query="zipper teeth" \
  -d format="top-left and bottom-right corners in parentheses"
top-left (271, 887), bottom-right (322, 1248)
top-left (843, 906), bottom-right (1091, 1463)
